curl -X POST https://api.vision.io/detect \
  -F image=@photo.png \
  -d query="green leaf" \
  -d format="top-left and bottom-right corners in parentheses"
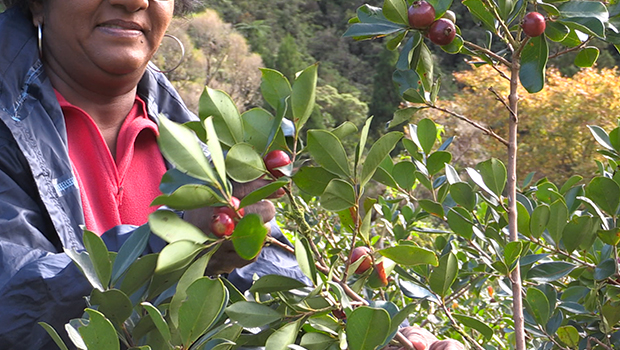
top-left (38, 322), bottom-right (70, 350)
top-left (526, 287), bottom-right (550, 325)
top-left (226, 301), bottom-right (282, 328)
top-left (383, 0), bottom-right (409, 25)
top-left (301, 332), bottom-right (338, 350)
top-left (562, 216), bottom-right (594, 253)
top-left (415, 42), bottom-right (434, 92)
top-left (517, 201), bottom-right (531, 237)
top-left (429, 253), bottom-right (458, 297)
top-left (418, 199), bottom-right (444, 218)
top-left (598, 227), bottom-right (620, 246)
top-left (504, 241), bottom-right (523, 269)
top-left (333, 121), bottom-right (359, 141)
top-left (396, 35), bottom-right (421, 71)
top-left (361, 131), bottom-right (403, 187)
top-left (179, 277), bottom-right (228, 347)
top-left (238, 179), bottom-right (289, 208)
top-left (557, 1), bottom-right (608, 38)
top-left (156, 240), bottom-right (205, 274)
top-left (90, 289), bottom-right (133, 326)
top-left (453, 314), bottom-right (493, 340)
top-left (151, 184), bottom-right (220, 210)
top-left (391, 107), bottom-right (424, 127)
top-left (265, 320), bottom-right (301, 350)
top-left (141, 302), bottom-right (171, 342)
top-left (149, 210), bottom-right (211, 244)
top-left (548, 200), bottom-right (569, 245)
top-left (260, 68), bottom-right (291, 111)
top-left (65, 247), bottom-right (104, 291)
top-left (243, 108), bottom-right (281, 155)
top-left (393, 69), bottom-right (425, 103)
top-left (199, 87), bottom-right (243, 148)
top-left (111, 225), bottom-right (150, 285)
top-left (346, 307), bottom-right (391, 350)
top-left (417, 118), bottom-right (437, 155)
top-left (447, 207), bottom-right (474, 240)
top-left (231, 214), bottom-right (269, 260)
top-left (393, 161), bottom-right (416, 190)
top-left (466, 167), bottom-right (499, 201)
top-left (79, 309), bottom-right (120, 350)
top-left (545, 21), bottom-right (570, 42)
top-left (560, 175), bottom-right (583, 194)
top-left (170, 252), bottom-right (214, 327)
top-left (450, 182), bottom-right (475, 211)
top-left (530, 204), bottom-right (550, 239)
top-left (440, 34), bottom-right (463, 54)
top-left (158, 115), bottom-right (215, 183)
top-left (225, 143), bottom-right (267, 183)
top-left (519, 35), bottom-right (549, 93)
top-left (343, 22), bottom-right (408, 38)
top-left (307, 130), bottom-right (350, 178)
top-left (586, 176), bottom-right (620, 216)
top-left (204, 116), bottom-right (227, 187)
top-left (475, 158), bottom-right (506, 198)
top-left (574, 46), bottom-right (599, 67)
top-left (119, 254), bottom-right (157, 296)
top-left (428, 0), bottom-right (453, 18)
top-left (292, 64), bottom-right (318, 133)
top-left (321, 179), bottom-right (356, 212)
top-left (463, 0), bottom-right (497, 31)
top-left (357, 117), bottom-right (373, 167)
top-left (83, 230), bottom-right (112, 289)
top-left (602, 300), bottom-right (620, 326)
top-left (427, 151), bottom-right (452, 176)
top-left (588, 125), bottom-right (615, 151)
top-left (527, 262), bottom-right (576, 282)
top-left (445, 163), bottom-right (461, 184)
top-left (295, 234), bottom-right (318, 285)
top-left (557, 325), bottom-right (580, 347)
top-left (378, 246), bottom-right (438, 266)
top-left (249, 275), bottom-right (308, 294)
top-left (293, 166), bottom-right (338, 196)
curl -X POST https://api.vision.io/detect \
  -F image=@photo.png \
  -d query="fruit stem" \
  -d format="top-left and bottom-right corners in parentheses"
top-left (479, 0), bottom-right (519, 50)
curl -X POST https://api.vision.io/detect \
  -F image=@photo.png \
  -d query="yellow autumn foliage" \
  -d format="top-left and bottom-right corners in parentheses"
top-left (425, 65), bottom-right (620, 184)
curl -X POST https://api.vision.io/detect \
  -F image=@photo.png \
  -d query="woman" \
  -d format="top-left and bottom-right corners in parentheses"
top-left (0, 1), bottom-right (462, 349)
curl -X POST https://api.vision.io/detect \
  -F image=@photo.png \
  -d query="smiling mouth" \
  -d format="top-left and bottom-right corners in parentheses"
top-left (98, 20), bottom-right (145, 34)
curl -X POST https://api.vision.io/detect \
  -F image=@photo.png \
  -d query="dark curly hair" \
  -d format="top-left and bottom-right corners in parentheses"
top-left (2, 0), bottom-right (200, 16)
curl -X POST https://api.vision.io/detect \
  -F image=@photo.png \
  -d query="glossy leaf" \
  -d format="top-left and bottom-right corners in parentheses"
top-left (598, 227), bottom-right (620, 246)
top-left (445, 163), bottom-right (461, 184)
top-left (158, 115), bottom-right (215, 183)
top-left (585, 176), bottom-right (620, 216)
top-left (427, 151), bottom-right (452, 176)
top-left (450, 182), bottom-right (475, 211)
top-left (557, 1), bottom-right (608, 38)
top-left (260, 68), bottom-right (291, 111)
top-left (382, 0), bottom-right (408, 25)
top-left (602, 300), bottom-right (620, 326)
top-left (517, 201), bottom-right (531, 237)
top-left (291, 64), bottom-right (318, 133)
top-left (545, 21), bottom-right (570, 42)
top-left (417, 118), bottom-right (437, 155)
top-left (199, 87), bottom-right (243, 148)
top-left (90, 289), bottom-right (132, 326)
top-left (393, 69), bottom-right (424, 103)
top-left (265, 320), bottom-right (301, 350)
top-left (293, 166), bottom-right (338, 196)
top-left (447, 207), bottom-right (474, 240)
top-left (361, 131), bottom-right (403, 187)
top-left (321, 179), bottom-right (356, 212)
top-left (243, 108), bottom-right (281, 155)
top-left (226, 301), bottom-right (282, 328)
top-left (574, 46), bottom-right (599, 67)
top-left (231, 214), bottom-right (269, 260)
top-left (79, 309), bottom-right (119, 350)
top-left (527, 262), bottom-right (576, 282)
top-left (526, 287), bottom-right (550, 325)
top-left (418, 199), bottom-right (444, 218)
top-left (170, 252), bottom-right (214, 327)
top-left (453, 314), bottom-right (493, 340)
top-left (548, 200), bottom-right (569, 245)
top-left (519, 35), bottom-right (549, 93)
top-left (557, 325), bottom-right (580, 347)
top-left (295, 234), bottom-right (318, 285)
top-left (429, 253), bottom-right (458, 297)
top-left (466, 167), bottom-right (499, 201)
top-left (530, 204), bottom-right (550, 239)
top-left (119, 254), bottom-right (157, 296)
top-left (475, 158), bottom-right (506, 197)
top-left (463, 0), bottom-right (497, 31)
top-left (392, 107), bottom-right (424, 127)
top-left (155, 240), bottom-right (205, 274)
top-left (393, 161), bottom-right (417, 190)
top-left (149, 210), bottom-right (211, 244)
top-left (300, 333), bottom-right (338, 350)
top-left (415, 42), bottom-right (434, 92)
top-left (225, 142), bottom-right (267, 183)
top-left (399, 280), bottom-right (440, 303)
top-left (378, 245), bottom-right (438, 266)
top-left (151, 184), bottom-right (220, 210)
top-left (396, 35), bottom-right (421, 71)
top-left (238, 179), bottom-right (289, 208)
top-left (588, 125), bottom-right (615, 151)
top-left (83, 230), bottom-right (112, 289)
top-left (249, 275), bottom-right (307, 294)
top-left (562, 216), bottom-right (594, 253)
top-left (141, 302), bottom-right (171, 342)
top-left (346, 307), bottom-right (390, 350)
top-left (204, 116), bottom-right (227, 187)
top-left (307, 130), bottom-right (350, 178)
top-left (179, 277), bottom-right (228, 347)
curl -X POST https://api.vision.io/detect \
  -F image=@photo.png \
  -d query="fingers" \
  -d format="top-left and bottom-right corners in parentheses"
top-left (400, 326), bottom-right (438, 349)
top-left (243, 200), bottom-right (276, 225)
top-left (428, 340), bottom-right (465, 350)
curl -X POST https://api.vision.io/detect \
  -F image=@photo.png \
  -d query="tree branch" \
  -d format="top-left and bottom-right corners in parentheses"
top-left (427, 104), bottom-right (509, 146)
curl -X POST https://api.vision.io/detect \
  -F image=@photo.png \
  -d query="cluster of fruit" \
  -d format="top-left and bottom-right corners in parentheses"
top-left (407, 0), bottom-right (456, 46)
top-left (209, 150), bottom-right (292, 237)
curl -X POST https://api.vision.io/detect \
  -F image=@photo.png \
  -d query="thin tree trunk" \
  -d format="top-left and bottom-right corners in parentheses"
top-left (508, 58), bottom-right (526, 350)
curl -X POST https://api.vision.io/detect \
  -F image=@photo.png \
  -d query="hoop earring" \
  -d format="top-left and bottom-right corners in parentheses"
top-left (152, 34), bottom-right (185, 74)
top-left (37, 23), bottom-right (43, 58)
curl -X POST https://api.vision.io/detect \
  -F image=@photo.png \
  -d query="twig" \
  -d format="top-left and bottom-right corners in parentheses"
top-left (588, 337), bottom-right (612, 350)
top-left (428, 104), bottom-right (509, 146)
top-left (549, 41), bottom-right (589, 60)
top-left (463, 42), bottom-right (512, 68)
top-left (439, 300), bottom-right (487, 350)
top-left (489, 87), bottom-right (517, 121)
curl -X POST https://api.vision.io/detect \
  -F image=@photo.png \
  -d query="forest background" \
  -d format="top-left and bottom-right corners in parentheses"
top-left (2, 0), bottom-right (620, 182)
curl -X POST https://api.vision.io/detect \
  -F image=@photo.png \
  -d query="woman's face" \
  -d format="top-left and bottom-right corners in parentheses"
top-left (31, 0), bottom-right (174, 81)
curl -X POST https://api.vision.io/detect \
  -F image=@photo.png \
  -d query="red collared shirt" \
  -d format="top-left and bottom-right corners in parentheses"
top-left (58, 92), bottom-right (166, 235)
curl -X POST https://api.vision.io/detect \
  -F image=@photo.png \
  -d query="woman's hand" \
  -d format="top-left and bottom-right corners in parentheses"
top-left (398, 327), bottom-right (464, 350)
top-left (184, 178), bottom-right (283, 275)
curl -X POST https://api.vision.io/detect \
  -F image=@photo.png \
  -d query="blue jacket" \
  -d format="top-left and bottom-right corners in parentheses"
top-left (0, 7), bottom-right (307, 349)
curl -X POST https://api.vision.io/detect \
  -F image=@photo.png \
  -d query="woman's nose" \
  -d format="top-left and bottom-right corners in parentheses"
top-left (109, 0), bottom-right (149, 12)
